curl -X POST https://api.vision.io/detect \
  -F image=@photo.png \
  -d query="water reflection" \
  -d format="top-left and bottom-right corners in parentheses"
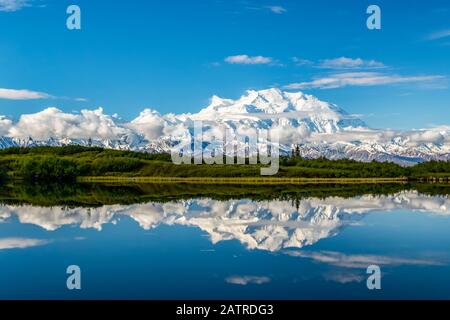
top-left (2, 184), bottom-right (450, 299)
top-left (1, 190), bottom-right (450, 252)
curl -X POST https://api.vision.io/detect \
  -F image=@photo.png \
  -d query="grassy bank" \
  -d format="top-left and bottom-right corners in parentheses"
top-left (77, 176), bottom-right (409, 185)
top-left (0, 146), bottom-right (449, 182)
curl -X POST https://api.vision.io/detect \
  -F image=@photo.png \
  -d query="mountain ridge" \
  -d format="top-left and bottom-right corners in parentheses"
top-left (0, 88), bottom-right (449, 166)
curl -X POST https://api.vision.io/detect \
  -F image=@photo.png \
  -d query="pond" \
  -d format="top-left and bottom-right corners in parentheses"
top-left (0, 183), bottom-right (449, 299)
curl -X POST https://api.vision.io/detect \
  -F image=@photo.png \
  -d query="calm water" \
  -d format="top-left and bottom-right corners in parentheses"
top-left (1, 187), bottom-right (450, 299)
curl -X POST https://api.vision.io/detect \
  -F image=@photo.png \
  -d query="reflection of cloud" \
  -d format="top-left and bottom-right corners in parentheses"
top-left (323, 271), bottom-right (365, 284)
top-left (226, 276), bottom-right (270, 285)
top-left (0, 211), bottom-right (11, 222)
top-left (285, 250), bottom-right (446, 268)
top-left (0, 238), bottom-right (50, 250)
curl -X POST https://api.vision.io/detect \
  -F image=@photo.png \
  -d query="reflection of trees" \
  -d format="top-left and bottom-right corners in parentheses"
top-left (0, 182), bottom-right (450, 208)
top-left (0, 183), bottom-right (430, 208)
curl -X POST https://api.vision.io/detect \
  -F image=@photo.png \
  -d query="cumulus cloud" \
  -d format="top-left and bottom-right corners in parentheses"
top-left (305, 127), bottom-right (396, 144)
top-left (0, 0), bottom-right (31, 12)
top-left (318, 57), bottom-right (386, 69)
top-left (225, 276), bottom-right (271, 285)
top-left (284, 72), bottom-right (446, 90)
top-left (299, 126), bottom-right (450, 148)
top-left (127, 109), bottom-right (166, 140)
top-left (0, 237), bottom-right (50, 250)
top-left (0, 88), bottom-right (51, 100)
top-left (269, 123), bottom-right (311, 145)
top-left (225, 55), bottom-right (273, 65)
top-left (9, 107), bottom-right (131, 140)
top-left (0, 116), bottom-right (13, 136)
top-left (405, 127), bottom-right (450, 145)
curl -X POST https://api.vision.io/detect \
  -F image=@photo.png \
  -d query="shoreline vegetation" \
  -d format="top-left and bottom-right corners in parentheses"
top-left (1, 181), bottom-right (450, 207)
top-left (0, 146), bottom-right (449, 184)
top-left (77, 176), bottom-right (410, 184)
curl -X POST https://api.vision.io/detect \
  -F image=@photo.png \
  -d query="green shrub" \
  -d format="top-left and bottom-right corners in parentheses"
top-left (18, 157), bottom-right (80, 182)
top-left (91, 157), bottom-right (143, 174)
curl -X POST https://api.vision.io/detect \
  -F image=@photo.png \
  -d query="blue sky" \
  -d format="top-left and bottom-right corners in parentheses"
top-left (0, 0), bottom-right (449, 129)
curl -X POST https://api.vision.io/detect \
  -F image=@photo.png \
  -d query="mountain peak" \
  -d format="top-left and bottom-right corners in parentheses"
top-left (192, 88), bottom-right (367, 134)
top-left (200, 88), bottom-right (346, 116)
top-left (245, 87), bottom-right (284, 99)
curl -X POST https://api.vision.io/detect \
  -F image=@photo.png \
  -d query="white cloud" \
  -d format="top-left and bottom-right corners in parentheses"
top-left (0, 88), bottom-right (51, 100)
top-left (265, 5), bottom-right (286, 14)
top-left (0, 237), bottom-right (50, 250)
top-left (0, 116), bottom-right (13, 136)
top-left (75, 97), bottom-right (88, 102)
top-left (427, 29), bottom-right (450, 41)
top-left (269, 123), bottom-right (311, 145)
top-left (0, 0), bottom-right (31, 12)
top-left (225, 55), bottom-right (273, 65)
top-left (127, 108), bottom-right (166, 140)
top-left (292, 57), bottom-right (385, 69)
top-left (9, 107), bottom-right (131, 140)
top-left (292, 57), bottom-right (313, 66)
top-left (405, 127), bottom-right (449, 145)
top-left (284, 72), bottom-right (446, 90)
top-left (318, 57), bottom-right (386, 69)
top-left (225, 276), bottom-right (270, 285)
top-left (298, 125), bottom-right (450, 148)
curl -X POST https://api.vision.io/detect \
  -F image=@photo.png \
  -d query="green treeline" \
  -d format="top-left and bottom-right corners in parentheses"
top-left (0, 146), bottom-right (449, 182)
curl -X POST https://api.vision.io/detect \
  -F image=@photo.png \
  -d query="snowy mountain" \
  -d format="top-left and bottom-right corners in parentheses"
top-left (1, 88), bottom-right (449, 165)
top-left (193, 88), bottom-right (366, 132)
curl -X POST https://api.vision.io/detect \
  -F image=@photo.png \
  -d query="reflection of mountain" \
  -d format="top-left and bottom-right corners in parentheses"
top-left (1, 191), bottom-right (450, 251)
